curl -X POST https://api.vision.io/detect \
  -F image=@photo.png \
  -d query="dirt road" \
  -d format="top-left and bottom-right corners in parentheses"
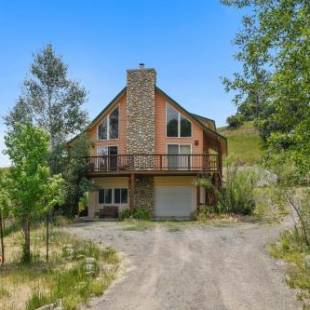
top-left (67, 220), bottom-right (300, 310)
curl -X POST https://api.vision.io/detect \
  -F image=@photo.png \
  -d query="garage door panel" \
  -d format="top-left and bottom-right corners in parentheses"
top-left (155, 186), bottom-right (193, 217)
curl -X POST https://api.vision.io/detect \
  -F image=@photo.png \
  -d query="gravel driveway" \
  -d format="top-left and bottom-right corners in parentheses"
top-left (66, 220), bottom-right (300, 310)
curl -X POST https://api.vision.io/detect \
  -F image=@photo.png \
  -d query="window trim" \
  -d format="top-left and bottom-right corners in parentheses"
top-left (97, 105), bottom-right (120, 141)
top-left (166, 103), bottom-right (192, 138)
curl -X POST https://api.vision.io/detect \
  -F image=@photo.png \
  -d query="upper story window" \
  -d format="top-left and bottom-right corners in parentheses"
top-left (167, 105), bottom-right (192, 137)
top-left (98, 106), bottom-right (119, 140)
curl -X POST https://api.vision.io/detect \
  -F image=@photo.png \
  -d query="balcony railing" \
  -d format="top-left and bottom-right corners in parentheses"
top-left (85, 154), bottom-right (220, 174)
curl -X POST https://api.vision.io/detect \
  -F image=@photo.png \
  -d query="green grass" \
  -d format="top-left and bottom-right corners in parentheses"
top-left (218, 121), bottom-right (264, 164)
top-left (268, 230), bottom-right (310, 307)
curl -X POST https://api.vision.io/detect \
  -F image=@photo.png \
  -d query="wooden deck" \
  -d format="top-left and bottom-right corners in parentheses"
top-left (85, 154), bottom-right (221, 176)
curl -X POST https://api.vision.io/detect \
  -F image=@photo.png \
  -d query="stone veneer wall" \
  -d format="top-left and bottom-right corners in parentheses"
top-left (126, 68), bottom-right (156, 213)
top-left (126, 68), bottom-right (156, 154)
top-left (133, 176), bottom-right (154, 213)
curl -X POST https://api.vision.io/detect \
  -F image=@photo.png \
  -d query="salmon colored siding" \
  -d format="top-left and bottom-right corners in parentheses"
top-left (86, 90), bottom-right (206, 156)
top-left (87, 94), bottom-right (127, 155)
top-left (155, 91), bottom-right (204, 154)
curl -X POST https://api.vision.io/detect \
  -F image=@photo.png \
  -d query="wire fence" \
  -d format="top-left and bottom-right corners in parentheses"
top-left (0, 213), bottom-right (69, 266)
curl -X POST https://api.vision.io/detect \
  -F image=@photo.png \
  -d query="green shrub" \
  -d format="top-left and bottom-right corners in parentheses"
top-left (119, 207), bottom-right (151, 220)
top-left (218, 164), bottom-right (258, 215)
top-left (194, 207), bottom-right (211, 222)
top-left (119, 208), bottom-right (131, 220)
top-left (227, 113), bottom-right (244, 129)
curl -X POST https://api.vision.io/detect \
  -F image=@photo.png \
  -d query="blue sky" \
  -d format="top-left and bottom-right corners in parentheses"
top-left (0, 0), bottom-right (244, 166)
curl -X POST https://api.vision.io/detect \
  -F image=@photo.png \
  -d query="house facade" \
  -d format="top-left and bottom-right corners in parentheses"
top-left (83, 65), bottom-right (227, 219)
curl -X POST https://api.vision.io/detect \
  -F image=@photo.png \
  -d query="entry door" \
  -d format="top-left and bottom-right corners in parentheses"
top-left (168, 145), bottom-right (179, 169)
top-left (96, 146), bottom-right (118, 171)
top-left (109, 146), bottom-right (118, 170)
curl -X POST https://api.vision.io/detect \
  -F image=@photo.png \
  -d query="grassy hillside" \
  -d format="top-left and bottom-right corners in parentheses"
top-left (218, 121), bottom-right (264, 165)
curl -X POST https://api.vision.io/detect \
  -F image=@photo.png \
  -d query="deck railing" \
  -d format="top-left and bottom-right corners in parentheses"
top-left (85, 154), bottom-right (220, 174)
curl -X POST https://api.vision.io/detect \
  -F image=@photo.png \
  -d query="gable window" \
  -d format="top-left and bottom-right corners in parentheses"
top-left (98, 106), bottom-right (119, 140)
top-left (166, 105), bottom-right (191, 137)
top-left (98, 119), bottom-right (107, 140)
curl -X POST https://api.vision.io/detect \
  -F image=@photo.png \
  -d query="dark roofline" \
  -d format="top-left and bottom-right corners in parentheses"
top-left (69, 85), bottom-right (227, 154)
top-left (190, 113), bottom-right (216, 130)
top-left (155, 87), bottom-right (227, 151)
top-left (67, 87), bottom-right (126, 144)
top-left (89, 87), bottom-right (127, 128)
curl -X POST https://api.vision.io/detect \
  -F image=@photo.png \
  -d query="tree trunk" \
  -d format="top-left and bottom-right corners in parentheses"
top-left (0, 210), bottom-right (4, 265)
top-left (22, 218), bottom-right (31, 263)
top-left (46, 213), bottom-right (49, 262)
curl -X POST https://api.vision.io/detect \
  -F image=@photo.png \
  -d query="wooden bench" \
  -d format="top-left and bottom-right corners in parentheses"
top-left (99, 206), bottom-right (119, 218)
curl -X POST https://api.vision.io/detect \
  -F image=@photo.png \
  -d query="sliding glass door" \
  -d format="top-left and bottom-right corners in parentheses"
top-left (167, 144), bottom-right (191, 169)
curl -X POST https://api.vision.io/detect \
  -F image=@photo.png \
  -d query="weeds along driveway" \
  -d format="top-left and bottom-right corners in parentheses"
top-left (66, 220), bottom-right (301, 310)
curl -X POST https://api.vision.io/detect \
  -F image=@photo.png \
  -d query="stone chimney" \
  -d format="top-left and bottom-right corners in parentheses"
top-left (126, 65), bottom-right (156, 154)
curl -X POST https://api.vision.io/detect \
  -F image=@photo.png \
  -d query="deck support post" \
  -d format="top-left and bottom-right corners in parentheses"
top-left (129, 173), bottom-right (135, 210)
top-left (196, 185), bottom-right (201, 210)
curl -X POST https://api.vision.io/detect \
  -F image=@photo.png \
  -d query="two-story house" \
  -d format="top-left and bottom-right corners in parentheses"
top-left (82, 65), bottom-right (227, 219)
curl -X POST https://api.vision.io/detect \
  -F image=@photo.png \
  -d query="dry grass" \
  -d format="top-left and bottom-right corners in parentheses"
top-left (0, 224), bottom-right (120, 310)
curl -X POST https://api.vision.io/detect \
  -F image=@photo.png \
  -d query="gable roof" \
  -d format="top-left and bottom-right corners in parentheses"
top-left (156, 87), bottom-right (227, 154)
top-left (69, 86), bottom-right (227, 154)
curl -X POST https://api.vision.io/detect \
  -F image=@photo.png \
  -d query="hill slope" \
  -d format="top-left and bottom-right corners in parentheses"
top-left (218, 122), bottom-right (264, 165)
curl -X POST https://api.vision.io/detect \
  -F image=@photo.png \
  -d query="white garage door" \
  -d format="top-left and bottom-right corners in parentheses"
top-left (155, 186), bottom-right (193, 217)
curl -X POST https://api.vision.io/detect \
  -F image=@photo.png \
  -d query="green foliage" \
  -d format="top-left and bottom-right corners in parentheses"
top-left (4, 44), bottom-right (89, 217)
top-left (218, 163), bottom-right (258, 215)
top-left (119, 207), bottom-right (151, 220)
top-left (194, 207), bottom-right (212, 223)
top-left (226, 113), bottom-right (244, 129)
top-left (268, 230), bottom-right (310, 306)
top-left (254, 186), bottom-right (288, 221)
top-left (221, 0), bottom-right (310, 177)
top-left (5, 124), bottom-right (50, 219)
top-left (4, 124), bottom-right (65, 262)
top-left (5, 44), bottom-right (88, 155)
top-left (63, 134), bottom-right (92, 217)
top-left (196, 163), bottom-right (258, 215)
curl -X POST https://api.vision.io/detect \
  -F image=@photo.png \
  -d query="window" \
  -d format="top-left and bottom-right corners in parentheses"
top-left (109, 108), bottom-right (119, 139)
top-left (98, 189), bottom-right (112, 204)
top-left (166, 105), bottom-right (192, 137)
top-left (180, 116), bottom-right (191, 137)
top-left (99, 188), bottom-right (128, 204)
top-left (167, 106), bottom-right (178, 137)
top-left (114, 188), bottom-right (128, 204)
top-left (98, 119), bottom-right (107, 140)
top-left (98, 106), bottom-right (119, 140)
top-left (99, 189), bottom-right (105, 204)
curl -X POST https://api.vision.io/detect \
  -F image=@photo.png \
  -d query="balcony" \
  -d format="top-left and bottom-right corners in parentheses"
top-left (85, 154), bottom-right (221, 176)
